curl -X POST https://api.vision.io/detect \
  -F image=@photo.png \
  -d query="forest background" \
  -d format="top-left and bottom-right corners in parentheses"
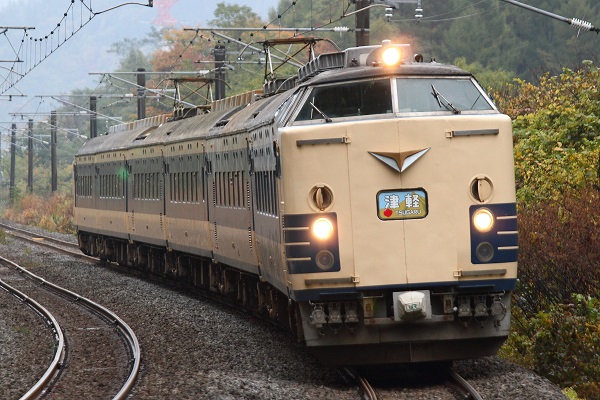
top-left (1, 0), bottom-right (600, 398)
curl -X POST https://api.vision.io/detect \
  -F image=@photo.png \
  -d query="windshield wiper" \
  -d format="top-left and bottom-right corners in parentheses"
top-left (431, 84), bottom-right (461, 114)
top-left (310, 100), bottom-right (332, 123)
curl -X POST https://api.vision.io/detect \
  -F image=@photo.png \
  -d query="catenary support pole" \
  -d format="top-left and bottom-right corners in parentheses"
top-left (51, 111), bottom-right (57, 192)
top-left (90, 96), bottom-right (97, 138)
top-left (10, 123), bottom-right (16, 204)
top-left (137, 68), bottom-right (146, 120)
top-left (27, 119), bottom-right (33, 193)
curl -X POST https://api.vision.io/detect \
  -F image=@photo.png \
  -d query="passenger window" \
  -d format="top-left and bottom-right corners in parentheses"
top-left (396, 77), bottom-right (494, 113)
top-left (295, 79), bottom-right (392, 121)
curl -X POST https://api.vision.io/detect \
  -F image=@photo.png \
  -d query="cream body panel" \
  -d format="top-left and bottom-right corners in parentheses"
top-left (280, 123), bottom-right (357, 289)
top-left (212, 220), bottom-right (257, 273)
top-left (129, 210), bottom-right (165, 244)
top-left (74, 207), bottom-right (99, 233)
top-left (399, 115), bottom-right (517, 283)
top-left (165, 217), bottom-right (212, 255)
top-left (344, 120), bottom-right (408, 287)
top-left (281, 113), bottom-right (516, 290)
top-left (89, 209), bottom-right (129, 238)
top-left (127, 145), bottom-right (166, 245)
top-left (73, 156), bottom-right (97, 233)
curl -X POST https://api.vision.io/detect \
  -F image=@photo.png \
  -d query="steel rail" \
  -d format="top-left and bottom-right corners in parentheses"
top-left (449, 369), bottom-right (483, 400)
top-left (0, 223), bottom-right (78, 249)
top-left (0, 270), bottom-right (65, 400)
top-left (0, 254), bottom-right (141, 400)
top-left (340, 368), bottom-right (379, 400)
top-left (357, 374), bottom-right (379, 400)
top-left (0, 223), bottom-right (97, 262)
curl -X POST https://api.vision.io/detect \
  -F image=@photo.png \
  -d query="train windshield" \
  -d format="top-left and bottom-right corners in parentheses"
top-left (295, 79), bottom-right (393, 122)
top-left (396, 77), bottom-right (494, 113)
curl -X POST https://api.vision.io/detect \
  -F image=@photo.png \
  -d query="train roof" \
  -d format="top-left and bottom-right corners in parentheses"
top-left (75, 41), bottom-right (474, 158)
top-left (301, 62), bottom-right (472, 88)
top-left (75, 89), bottom-right (294, 157)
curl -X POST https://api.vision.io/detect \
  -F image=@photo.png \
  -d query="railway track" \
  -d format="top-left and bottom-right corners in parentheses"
top-left (2, 223), bottom-right (487, 399)
top-left (446, 368), bottom-right (484, 399)
top-left (0, 222), bottom-right (84, 257)
top-left (0, 252), bottom-right (140, 399)
top-left (0, 274), bottom-right (64, 399)
top-left (341, 365), bottom-right (483, 400)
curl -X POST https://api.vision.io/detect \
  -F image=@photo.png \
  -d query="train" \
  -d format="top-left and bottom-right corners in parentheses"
top-left (73, 40), bottom-right (518, 366)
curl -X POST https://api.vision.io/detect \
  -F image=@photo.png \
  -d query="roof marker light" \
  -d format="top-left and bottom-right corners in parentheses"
top-left (382, 46), bottom-right (401, 66)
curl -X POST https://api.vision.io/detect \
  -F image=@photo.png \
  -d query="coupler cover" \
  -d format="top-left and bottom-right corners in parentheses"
top-left (393, 290), bottom-right (432, 321)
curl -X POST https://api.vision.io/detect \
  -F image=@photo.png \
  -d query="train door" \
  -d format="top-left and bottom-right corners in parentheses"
top-left (395, 119), bottom-right (455, 284)
top-left (249, 130), bottom-right (286, 289)
top-left (345, 120), bottom-right (409, 288)
top-left (202, 144), bottom-right (211, 222)
top-left (206, 142), bottom-right (218, 254)
top-left (206, 133), bottom-right (258, 272)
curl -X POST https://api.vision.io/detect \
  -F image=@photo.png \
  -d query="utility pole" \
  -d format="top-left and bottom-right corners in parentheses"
top-left (214, 45), bottom-right (226, 100)
top-left (355, 0), bottom-right (370, 46)
top-left (90, 96), bottom-right (97, 138)
top-left (137, 68), bottom-right (146, 120)
top-left (27, 119), bottom-right (33, 194)
top-left (50, 111), bottom-right (57, 192)
top-left (10, 123), bottom-right (16, 204)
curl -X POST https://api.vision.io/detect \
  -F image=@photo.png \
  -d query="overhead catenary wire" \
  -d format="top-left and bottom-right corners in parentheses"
top-left (499, 0), bottom-right (599, 33)
top-left (0, 1), bottom-right (153, 96)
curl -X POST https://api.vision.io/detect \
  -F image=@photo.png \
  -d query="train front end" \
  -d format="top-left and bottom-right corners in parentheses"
top-left (278, 43), bottom-right (518, 365)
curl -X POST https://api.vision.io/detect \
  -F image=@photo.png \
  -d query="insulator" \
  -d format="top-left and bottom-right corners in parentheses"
top-left (333, 26), bottom-right (350, 32)
top-left (570, 18), bottom-right (593, 31)
top-left (415, 7), bottom-right (423, 19)
top-left (385, 7), bottom-right (393, 19)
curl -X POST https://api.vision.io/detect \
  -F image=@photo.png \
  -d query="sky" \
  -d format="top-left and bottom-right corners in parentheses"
top-left (0, 0), bottom-right (278, 131)
top-left (0, 0), bottom-right (277, 26)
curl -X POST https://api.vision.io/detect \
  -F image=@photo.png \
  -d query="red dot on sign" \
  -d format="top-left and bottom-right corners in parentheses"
top-left (383, 209), bottom-right (393, 217)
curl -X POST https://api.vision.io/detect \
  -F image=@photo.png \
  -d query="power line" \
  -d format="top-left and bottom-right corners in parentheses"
top-left (0, 1), bottom-right (153, 96)
top-left (499, 0), bottom-right (599, 34)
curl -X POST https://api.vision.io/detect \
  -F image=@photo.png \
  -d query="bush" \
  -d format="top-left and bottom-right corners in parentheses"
top-left (494, 63), bottom-right (600, 399)
top-left (504, 295), bottom-right (600, 399)
top-left (497, 62), bottom-right (600, 204)
top-left (517, 186), bottom-right (600, 315)
top-left (2, 193), bottom-right (75, 234)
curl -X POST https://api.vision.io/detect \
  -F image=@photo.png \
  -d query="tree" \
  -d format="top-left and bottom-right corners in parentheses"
top-left (496, 61), bottom-right (600, 203)
top-left (209, 3), bottom-right (262, 28)
top-left (452, 57), bottom-right (514, 93)
top-left (269, 0), bottom-right (356, 50)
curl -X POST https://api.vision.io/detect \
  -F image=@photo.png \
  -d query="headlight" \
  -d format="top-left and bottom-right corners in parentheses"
top-left (473, 208), bottom-right (494, 232)
top-left (382, 47), bottom-right (401, 66)
top-left (475, 242), bottom-right (494, 262)
top-left (315, 250), bottom-right (335, 271)
top-left (312, 217), bottom-right (334, 240)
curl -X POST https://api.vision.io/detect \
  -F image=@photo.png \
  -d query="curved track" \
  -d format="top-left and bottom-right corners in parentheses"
top-left (0, 223), bottom-right (487, 399)
top-left (0, 276), bottom-right (64, 399)
top-left (0, 250), bottom-right (140, 399)
top-left (0, 223), bottom-right (85, 256)
top-left (447, 368), bottom-right (484, 400)
top-left (339, 368), bottom-right (379, 400)
top-left (341, 365), bottom-right (483, 400)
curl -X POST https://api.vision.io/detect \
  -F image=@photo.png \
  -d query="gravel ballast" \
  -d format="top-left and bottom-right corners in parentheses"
top-left (0, 221), bottom-right (567, 399)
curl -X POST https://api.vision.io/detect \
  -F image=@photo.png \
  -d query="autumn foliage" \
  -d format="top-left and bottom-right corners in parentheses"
top-left (495, 62), bottom-right (600, 398)
top-left (3, 193), bottom-right (74, 234)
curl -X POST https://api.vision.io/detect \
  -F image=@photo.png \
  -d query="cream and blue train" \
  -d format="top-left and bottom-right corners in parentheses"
top-left (74, 41), bottom-right (518, 365)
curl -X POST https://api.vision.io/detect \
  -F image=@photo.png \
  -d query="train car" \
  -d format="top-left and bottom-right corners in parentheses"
top-left (74, 41), bottom-right (518, 366)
